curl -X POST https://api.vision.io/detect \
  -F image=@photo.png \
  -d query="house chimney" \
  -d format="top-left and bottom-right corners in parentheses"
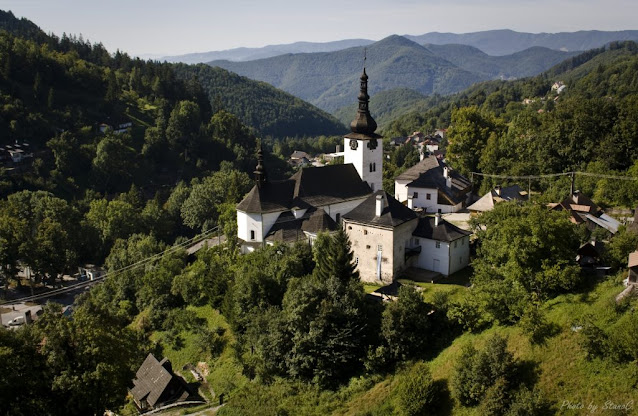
top-left (443, 166), bottom-right (449, 178)
top-left (495, 185), bottom-right (501, 196)
top-left (420, 150), bottom-right (425, 161)
top-left (435, 212), bottom-right (441, 227)
top-left (376, 194), bottom-right (384, 217)
top-left (407, 195), bottom-right (414, 209)
top-left (443, 166), bottom-right (452, 189)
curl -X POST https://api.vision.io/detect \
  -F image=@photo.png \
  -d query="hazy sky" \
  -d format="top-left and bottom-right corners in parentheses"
top-left (2, 0), bottom-right (638, 56)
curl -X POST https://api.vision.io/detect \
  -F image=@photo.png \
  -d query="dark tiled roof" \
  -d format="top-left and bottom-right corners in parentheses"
top-left (557, 191), bottom-right (601, 215)
top-left (395, 155), bottom-right (471, 205)
top-left (265, 208), bottom-right (338, 243)
top-left (130, 354), bottom-right (187, 409)
top-left (343, 190), bottom-right (417, 228)
top-left (412, 216), bottom-right (471, 242)
top-left (302, 208), bottom-right (338, 234)
top-left (238, 164), bottom-right (371, 214)
top-left (236, 180), bottom-right (296, 213)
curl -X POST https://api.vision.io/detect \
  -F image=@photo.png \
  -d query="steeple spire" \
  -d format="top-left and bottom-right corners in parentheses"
top-left (254, 142), bottom-right (267, 188)
top-left (350, 51), bottom-right (377, 135)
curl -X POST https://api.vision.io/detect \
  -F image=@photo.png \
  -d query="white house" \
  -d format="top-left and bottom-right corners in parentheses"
top-left (412, 213), bottom-right (471, 276)
top-left (394, 155), bottom-right (472, 214)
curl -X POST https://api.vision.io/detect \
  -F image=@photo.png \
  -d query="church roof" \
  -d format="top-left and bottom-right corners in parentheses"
top-left (265, 208), bottom-right (339, 243)
top-left (348, 67), bottom-right (382, 140)
top-left (343, 190), bottom-right (417, 228)
top-left (395, 155), bottom-right (471, 204)
top-left (237, 164), bottom-right (371, 214)
top-left (412, 217), bottom-right (471, 242)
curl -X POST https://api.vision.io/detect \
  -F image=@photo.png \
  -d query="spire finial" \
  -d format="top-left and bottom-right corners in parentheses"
top-left (254, 140), bottom-right (267, 187)
top-left (349, 53), bottom-right (376, 135)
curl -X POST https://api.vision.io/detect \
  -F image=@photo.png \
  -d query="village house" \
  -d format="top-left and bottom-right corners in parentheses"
top-left (627, 251), bottom-right (638, 285)
top-left (394, 155), bottom-right (472, 214)
top-left (467, 185), bottom-right (526, 214)
top-left (548, 190), bottom-right (620, 234)
top-left (235, 66), bottom-right (472, 281)
top-left (130, 353), bottom-right (191, 412)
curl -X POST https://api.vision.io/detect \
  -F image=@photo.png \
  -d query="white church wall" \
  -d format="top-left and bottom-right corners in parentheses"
top-left (321, 198), bottom-right (367, 223)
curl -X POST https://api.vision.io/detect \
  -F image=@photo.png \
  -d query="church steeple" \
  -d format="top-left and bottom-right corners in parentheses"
top-left (254, 143), bottom-right (267, 188)
top-left (350, 56), bottom-right (377, 135)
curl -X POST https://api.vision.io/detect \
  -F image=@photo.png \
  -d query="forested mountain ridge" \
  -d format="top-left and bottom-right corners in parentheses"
top-left (161, 29), bottom-right (638, 64)
top-left (209, 35), bottom-right (484, 112)
top-left (406, 29), bottom-right (638, 56)
top-left (0, 9), bottom-right (344, 139)
top-left (172, 64), bottom-right (346, 137)
top-left (160, 38), bottom-right (375, 64)
top-left (208, 35), bottom-right (579, 112)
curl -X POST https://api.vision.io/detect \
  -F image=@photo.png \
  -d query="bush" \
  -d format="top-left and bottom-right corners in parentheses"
top-left (397, 362), bottom-right (438, 416)
top-left (452, 334), bottom-right (515, 406)
top-left (506, 387), bottom-right (551, 416)
top-left (480, 376), bottom-right (510, 416)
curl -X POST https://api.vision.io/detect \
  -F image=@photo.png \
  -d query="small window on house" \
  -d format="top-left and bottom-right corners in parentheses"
top-left (436, 241), bottom-right (441, 249)
top-left (366, 245), bottom-right (371, 249)
top-left (250, 230), bottom-right (255, 241)
top-left (438, 208), bottom-right (442, 214)
top-left (413, 192), bottom-right (418, 198)
top-left (426, 193), bottom-right (431, 200)
top-left (364, 230), bottom-right (368, 235)
top-left (414, 238), bottom-right (420, 245)
top-left (454, 241), bottom-right (458, 248)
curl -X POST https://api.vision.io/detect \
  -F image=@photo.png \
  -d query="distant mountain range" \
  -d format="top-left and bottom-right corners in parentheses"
top-left (161, 29), bottom-right (638, 63)
top-left (206, 35), bottom-right (577, 112)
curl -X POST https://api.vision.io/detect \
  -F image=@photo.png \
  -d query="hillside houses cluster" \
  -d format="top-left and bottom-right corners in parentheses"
top-left (389, 130), bottom-right (445, 159)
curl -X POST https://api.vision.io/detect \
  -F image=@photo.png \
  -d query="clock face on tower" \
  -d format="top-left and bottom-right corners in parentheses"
top-left (349, 139), bottom-right (358, 150)
top-left (367, 139), bottom-right (378, 150)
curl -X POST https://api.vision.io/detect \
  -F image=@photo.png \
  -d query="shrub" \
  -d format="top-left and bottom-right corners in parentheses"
top-left (397, 362), bottom-right (438, 416)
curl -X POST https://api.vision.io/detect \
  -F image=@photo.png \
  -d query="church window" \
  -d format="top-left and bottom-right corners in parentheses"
top-left (436, 241), bottom-right (441, 249)
top-left (413, 192), bottom-right (418, 198)
top-left (250, 230), bottom-right (255, 240)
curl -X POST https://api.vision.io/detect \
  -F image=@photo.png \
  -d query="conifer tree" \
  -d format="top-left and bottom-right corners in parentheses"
top-left (313, 228), bottom-right (359, 284)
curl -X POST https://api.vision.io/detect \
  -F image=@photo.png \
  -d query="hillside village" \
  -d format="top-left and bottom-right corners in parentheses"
top-left (2, 8), bottom-right (638, 416)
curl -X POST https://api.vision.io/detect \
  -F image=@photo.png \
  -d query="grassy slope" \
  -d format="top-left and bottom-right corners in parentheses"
top-left (338, 273), bottom-right (638, 415)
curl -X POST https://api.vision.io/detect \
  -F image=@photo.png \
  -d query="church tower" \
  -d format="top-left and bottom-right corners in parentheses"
top-left (344, 64), bottom-right (383, 191)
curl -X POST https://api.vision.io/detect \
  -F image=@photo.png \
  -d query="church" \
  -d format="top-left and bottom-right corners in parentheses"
top-left (236, 67), bottom-right (470, 283)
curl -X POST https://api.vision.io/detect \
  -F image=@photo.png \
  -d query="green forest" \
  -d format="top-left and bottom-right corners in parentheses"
top-left (2, 9), bottom-right (638, 416)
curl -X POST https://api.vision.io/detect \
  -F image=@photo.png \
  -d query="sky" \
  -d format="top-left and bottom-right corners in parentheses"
top-left (2, 0), bottom-right (638, 57)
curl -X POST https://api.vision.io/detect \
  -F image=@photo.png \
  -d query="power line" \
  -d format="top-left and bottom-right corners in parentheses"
top-left (470, 171), bottom-right (638, 181)
top-left (2, 227), bottom-right (220, 305)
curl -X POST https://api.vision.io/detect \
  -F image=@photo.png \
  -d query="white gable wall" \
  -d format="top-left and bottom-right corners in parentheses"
top-left (237, 210), bottom-right (282, 243)
top-left (415, 235), bottom-right (470, 275)
top-left (407, 186), bottom-right (462, 213)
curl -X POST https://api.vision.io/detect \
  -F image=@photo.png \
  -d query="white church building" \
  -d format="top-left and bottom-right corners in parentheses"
top-left (236, 68), bottom-right (470, 282)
